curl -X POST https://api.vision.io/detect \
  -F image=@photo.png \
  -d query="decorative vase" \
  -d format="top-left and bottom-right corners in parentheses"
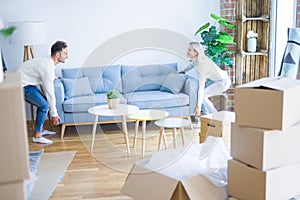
top-left (107, 98), bottom-right (120, 109)
top-left (247, 38), bottom-right (257, 53)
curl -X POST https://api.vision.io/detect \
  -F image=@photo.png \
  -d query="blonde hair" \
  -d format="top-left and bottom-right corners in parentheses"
top-left (189, 42), bottom-right (206, 66)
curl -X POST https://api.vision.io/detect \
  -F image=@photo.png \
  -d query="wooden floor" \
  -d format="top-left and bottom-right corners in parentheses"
top-left (28, 121), bottom-right (200, 200)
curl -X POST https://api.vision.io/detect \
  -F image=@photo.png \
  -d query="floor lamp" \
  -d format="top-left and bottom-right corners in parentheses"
top-left (9, 21), bottom-right (47, 61)
top-left (9, 21), bottom-right (51, 131)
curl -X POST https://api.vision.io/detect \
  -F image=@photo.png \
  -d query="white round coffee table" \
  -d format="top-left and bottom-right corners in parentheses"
top-left (127, 109), bottom-right (169, 157)
top-left (154, 118), bottom-right (191, 150)
top-left (88, 104), bottom-right (139, 156)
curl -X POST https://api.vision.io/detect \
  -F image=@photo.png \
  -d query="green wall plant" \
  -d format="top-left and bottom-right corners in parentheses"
top-left (195, 14), bottom-right (236, 68)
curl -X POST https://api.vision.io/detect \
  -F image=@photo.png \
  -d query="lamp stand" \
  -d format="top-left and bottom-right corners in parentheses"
top-left (23, 45), bottom-right (34, 62)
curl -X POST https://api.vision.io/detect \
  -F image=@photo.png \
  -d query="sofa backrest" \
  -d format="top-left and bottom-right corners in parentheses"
top-left (121, 63), bottom-right (178, 93)
top-left (61, 65), bottom-right (122, 93)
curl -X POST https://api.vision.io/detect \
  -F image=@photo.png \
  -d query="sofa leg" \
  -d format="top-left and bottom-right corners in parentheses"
top-left (61, 124), bottom-right (66, 139)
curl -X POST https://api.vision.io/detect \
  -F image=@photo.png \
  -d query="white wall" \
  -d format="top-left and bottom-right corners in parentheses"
top-left (0, 0), bottom-right (219, 74)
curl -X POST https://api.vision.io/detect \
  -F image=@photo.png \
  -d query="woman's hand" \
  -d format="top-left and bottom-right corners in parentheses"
top-left (194, 106), bottom-right (201, 116)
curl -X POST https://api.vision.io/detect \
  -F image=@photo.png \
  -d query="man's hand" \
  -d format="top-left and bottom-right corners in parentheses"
top-left (52, 116), bottom-right (61, 125)
top-left (194, 106), bottom-right (201, 116)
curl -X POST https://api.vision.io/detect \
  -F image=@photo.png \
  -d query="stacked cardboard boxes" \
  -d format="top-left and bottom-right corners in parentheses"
top-left (228, 77), bottom-right (300, 200)
top-left (0, 73), bottom-right (29, 200)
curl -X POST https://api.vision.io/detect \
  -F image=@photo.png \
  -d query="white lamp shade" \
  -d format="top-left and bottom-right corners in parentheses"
top-left (8, 21), bottom-right (47, 46)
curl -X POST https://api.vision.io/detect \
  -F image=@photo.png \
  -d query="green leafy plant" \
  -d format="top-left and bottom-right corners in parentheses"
top-left (0, 19), bottom-right (15, 38)
top-left (106, 90), bottom-right (120, 99)
top-left (194, 13), bottom-right (236, 68)
top-left (0, 27), bottom-right (15, 38)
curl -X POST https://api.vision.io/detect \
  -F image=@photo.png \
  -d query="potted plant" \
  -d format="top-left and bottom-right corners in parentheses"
top-left (106, 90), bottom-right (121, 109)
top-left (247, 30), bottom-right (258, 53)
top-left (0, 19), bottom-right (15, 84)
top-left (194, 13), bottom-right (236, 68)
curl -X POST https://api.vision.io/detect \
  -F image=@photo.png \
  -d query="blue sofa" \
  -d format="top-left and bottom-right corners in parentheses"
top-left (54, 63), bottom-right (199, 137)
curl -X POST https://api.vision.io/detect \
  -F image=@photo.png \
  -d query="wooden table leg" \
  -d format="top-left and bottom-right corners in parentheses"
top-left (173, 128), bottom-right (177, 148)
top-left (90, 115), bottom-right (98, 152)
top-left (158, 127), bottom-right (162, 151)
top-left (142, 120), bottom-right (146, 157)
top-left (121, 115), bottom-right (130, 156)
top-left (133, 120), bottom-right (139, 148)
top-left (180, 126), bottom-right (185, 146)
top-left (162, 128), bottom-right (167, 149)
top-left (157, 127), bottom-right (168, 151)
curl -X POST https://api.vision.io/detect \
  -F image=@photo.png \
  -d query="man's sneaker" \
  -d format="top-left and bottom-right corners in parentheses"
top-left (41, 130), bottom-right (56, 136)
top-left (32, 137), bottom-right (53, 144)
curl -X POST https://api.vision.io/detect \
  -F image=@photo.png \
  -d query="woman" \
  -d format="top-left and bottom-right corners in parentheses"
top-left (180, 42), bottom-right (231, 116)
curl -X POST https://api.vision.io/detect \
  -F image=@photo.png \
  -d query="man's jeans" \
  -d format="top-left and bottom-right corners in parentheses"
top-left (24, 85), bottom-right (49, 133)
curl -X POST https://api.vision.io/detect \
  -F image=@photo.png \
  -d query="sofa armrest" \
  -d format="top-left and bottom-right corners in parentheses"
top-left (181, 76), bottom-right (199, 115)
top-left (54, 79), bottom-right (65, 124)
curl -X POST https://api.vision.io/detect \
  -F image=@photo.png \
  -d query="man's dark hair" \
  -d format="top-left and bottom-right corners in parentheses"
top-left (51, 41), bottom-right (67, 56)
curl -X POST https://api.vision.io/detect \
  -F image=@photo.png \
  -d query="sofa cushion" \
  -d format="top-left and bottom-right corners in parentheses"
top-left (61, 65), bottom-right (122, 93)
top-left (160, 73), bottom-right (186, 94)
top-left (121, 63), bottom-right (178, 93)
top-left (63, 93), bottom-right (127, 113)
top-left (124, 91), bottom-right (189, 109)
top-left (62, 77), bottom-right (93, 99)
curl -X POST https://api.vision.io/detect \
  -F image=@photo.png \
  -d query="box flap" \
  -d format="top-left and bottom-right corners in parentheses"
top-left (201, 111), bottom-right (235, 122)
top-left (237, 77), bottom-right (300, 91)
top-left (171, 182), bottom-right (189, 200)
top-left (121, 160), bottom-right (179, 200)
top-left (181, 174), bottom-right (228, 200)
top-left (237, 77), bottom-right (278, 88)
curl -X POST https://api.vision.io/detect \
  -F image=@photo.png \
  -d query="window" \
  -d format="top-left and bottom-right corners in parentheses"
top-left (270, 0), bottom-right (296, 76)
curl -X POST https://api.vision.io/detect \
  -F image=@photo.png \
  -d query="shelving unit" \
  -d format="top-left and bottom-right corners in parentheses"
top-left (235, 0), bottom-right (272, 85)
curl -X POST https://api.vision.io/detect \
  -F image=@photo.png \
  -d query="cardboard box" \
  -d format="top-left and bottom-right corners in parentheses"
top-left (0, 181), bottom-right (26, 200)
top-left (0, 73), bottom-right (29, 183)
top-left (121, 159), bottom-right (228, 200)
top-left (235, 77), bottom-right (300, 130)
top-left (231, 122), bottom-right (300, 171)
top-left (228, 159), bottom-right (300, 200)
top-left (200, 111), bottom-right (235, 148)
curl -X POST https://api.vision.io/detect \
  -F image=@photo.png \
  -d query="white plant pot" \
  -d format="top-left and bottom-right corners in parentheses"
top-left (247, 38), bottom-right (257, 53)
top-left (107, 98), bottom-right (120, 109)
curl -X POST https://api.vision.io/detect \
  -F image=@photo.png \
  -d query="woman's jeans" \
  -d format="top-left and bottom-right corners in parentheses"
top-left (201, 78), bottom-right (231, 115)
top-left (24, 85), bottom-right (49, 133)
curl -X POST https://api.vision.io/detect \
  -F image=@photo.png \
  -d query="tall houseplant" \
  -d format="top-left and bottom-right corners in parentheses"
top-left (194, 14), bottom-right (236, 68)
top-left (0, 19), bottom-right (15, 84)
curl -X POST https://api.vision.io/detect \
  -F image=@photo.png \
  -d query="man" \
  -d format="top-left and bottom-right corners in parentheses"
top-left (18, 41), bottom-right (68, 144)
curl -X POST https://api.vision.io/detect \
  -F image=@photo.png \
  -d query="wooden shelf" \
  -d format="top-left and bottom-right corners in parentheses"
top-left (237, 14), bottom-right (270, 22)
top-left (240, 49), bottom-right (269, 57)
top-left (235, 0), bottom-right (271, 85)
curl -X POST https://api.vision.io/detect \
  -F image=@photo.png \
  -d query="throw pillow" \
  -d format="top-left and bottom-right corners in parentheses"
top-left (62, 77), bottom-right (93, 99)
top-left (160, 73), bottom-right (186, 94)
